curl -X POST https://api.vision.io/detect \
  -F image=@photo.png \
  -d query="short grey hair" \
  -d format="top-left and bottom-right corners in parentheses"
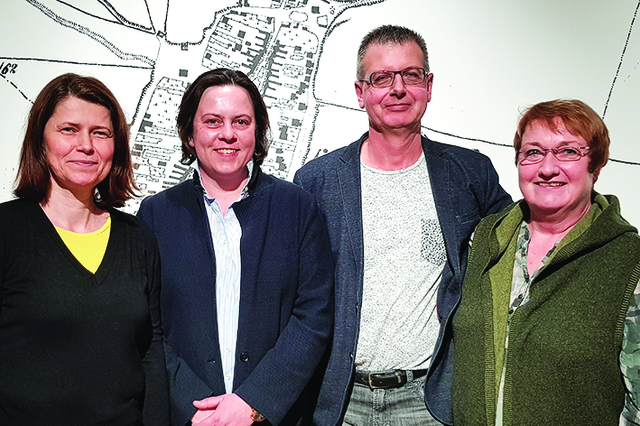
top-left (356, 25), bottom-right (430, 80)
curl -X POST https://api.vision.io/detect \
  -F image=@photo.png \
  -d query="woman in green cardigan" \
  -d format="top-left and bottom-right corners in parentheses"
top-left (453, 99), bottom-right (640, 426)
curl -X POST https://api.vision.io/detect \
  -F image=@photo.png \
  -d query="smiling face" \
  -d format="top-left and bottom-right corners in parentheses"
top-left (189, 85), bottom-right (256, 186)
top-left (518, 118), bottom-right (595, 222)
top-left (44, 96), bottom-right (114, 196)
top-left (355, 41), bottom-right (432, 134)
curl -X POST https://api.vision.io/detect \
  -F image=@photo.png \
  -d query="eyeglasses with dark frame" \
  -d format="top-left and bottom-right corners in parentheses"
top-left (359, 67), bottom-right (428, 88)
top-left (517, 146), bottom-right (590, 165)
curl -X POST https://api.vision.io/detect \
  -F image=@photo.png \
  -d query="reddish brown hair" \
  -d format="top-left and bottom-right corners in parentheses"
top-left (514, 99), bottom-right (609, 174)
top-left (14, 73), bottom-right (136, 209)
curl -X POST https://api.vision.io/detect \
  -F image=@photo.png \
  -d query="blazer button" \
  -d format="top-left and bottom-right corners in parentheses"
top-left (240, 352), bottom-right (250, 362)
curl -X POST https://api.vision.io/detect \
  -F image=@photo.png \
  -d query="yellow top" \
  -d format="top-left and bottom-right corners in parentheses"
top-left (55, 216), bottom-right (111, 274)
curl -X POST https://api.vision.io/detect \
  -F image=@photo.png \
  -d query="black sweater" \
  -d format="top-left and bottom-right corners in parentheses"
top-left (0, 199), bottom-right (169, 425)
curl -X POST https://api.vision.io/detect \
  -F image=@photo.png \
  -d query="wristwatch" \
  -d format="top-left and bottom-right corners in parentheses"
top-left (251, 408), bottom-right (265, 422)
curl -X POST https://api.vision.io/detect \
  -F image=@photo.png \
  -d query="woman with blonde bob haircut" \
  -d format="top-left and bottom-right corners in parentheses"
top-left (454, 99), bottom-right (640, 426)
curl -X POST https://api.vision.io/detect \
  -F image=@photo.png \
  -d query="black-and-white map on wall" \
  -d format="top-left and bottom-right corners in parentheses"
top-left (1, 0), bottom-right (639, 224)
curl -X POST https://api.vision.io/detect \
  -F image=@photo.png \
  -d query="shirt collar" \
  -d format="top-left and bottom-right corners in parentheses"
top-left (191, 159), bottom-right (254, 202)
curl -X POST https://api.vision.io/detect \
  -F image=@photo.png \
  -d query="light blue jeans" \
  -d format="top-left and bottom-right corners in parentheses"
top-left (342, 372), bottom-right (443, 426)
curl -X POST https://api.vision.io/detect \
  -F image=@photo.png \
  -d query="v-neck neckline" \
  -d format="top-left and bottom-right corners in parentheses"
top-left (36, 204), bottom-right (116, 282)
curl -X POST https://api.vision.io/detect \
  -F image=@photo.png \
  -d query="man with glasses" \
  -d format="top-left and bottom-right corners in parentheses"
top-left (294, 25), bottom-right (511, 425)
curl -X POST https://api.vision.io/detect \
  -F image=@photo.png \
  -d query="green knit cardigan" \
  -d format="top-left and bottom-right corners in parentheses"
top-left (453, 194), bottom-right (640, 426)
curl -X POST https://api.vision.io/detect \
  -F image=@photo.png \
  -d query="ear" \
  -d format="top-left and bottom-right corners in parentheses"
top-left (425, 73), bottom-right (434, 103)
top-left (354, 81), bottom-right (366, 109)
top-left (188, 137), bottom-right (195, 148)
top-left (592, 168), bottom-right (600, 184)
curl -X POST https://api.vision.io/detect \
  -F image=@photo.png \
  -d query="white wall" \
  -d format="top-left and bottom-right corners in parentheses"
top-left (1, 0), bottom-right (638, 225)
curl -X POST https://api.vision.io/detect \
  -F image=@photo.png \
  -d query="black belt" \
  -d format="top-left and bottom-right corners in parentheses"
top-left (353, 369), bottom-right (428, 389)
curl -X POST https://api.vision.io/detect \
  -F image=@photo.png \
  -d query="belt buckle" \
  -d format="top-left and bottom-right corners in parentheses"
top-left (367, 371), bottom-right (404, 390)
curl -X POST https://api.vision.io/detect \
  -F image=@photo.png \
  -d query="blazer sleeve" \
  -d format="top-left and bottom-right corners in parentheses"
top-left (233, 200), bottom-right (335, 425)
top-left (162, 340), bottom-right (215, 425)
top-left (137, 199), bottom-right (214, 426)
top-left (477, 154), bottom-right (513, 217)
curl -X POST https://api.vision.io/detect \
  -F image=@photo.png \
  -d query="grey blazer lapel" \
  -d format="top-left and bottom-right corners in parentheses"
top-left (336, 140), bottom-right (365, 280)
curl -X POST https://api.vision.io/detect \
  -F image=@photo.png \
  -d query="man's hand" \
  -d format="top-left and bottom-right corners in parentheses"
top-left (191, 393), bottom-right (255, 426)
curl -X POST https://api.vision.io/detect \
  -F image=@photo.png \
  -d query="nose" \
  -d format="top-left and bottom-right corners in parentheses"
top-left (536, 150), bottom-right (561, 178)
top-left (77, 131), bottom-right (94, 154)
top-left (218, 122), bottom-right (237, 143)
top-left (389, 72), bottom-right (406, 97)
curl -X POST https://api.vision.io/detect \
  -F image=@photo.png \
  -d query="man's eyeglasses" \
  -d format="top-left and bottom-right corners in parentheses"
top-left (518, 146), bottom-right (590, 165)
top-left (360, 67), bottom-right (428, 88)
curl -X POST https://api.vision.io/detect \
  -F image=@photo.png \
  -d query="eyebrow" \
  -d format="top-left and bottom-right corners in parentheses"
top-left (56, 121), bottom-right (112, 129)
top-left (521, 140), bottom-right (582, 147)
top-left (200, 113), bottom-right (252, 118)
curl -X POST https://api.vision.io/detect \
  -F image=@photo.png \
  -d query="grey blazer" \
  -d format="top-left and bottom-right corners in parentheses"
top-left (294, 132), bottom-right (512, 425)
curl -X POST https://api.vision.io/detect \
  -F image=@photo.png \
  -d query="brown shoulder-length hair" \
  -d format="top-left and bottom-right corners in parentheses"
top-left (513, 99), bottom-right (610, 175)
top-left (14, 73), bottom-right (136, 209)
top-left (177, 68), bottom-right (270, 166)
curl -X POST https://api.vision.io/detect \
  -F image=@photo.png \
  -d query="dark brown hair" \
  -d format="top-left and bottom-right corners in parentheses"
top-left (14, 73), bottom-right (136, 209)
top-left (357, 25), bottom-right (430, 80)
top-left (177, 68), bottom-right (270, 166)
top-left (514, 99), bottom-right (609, 174)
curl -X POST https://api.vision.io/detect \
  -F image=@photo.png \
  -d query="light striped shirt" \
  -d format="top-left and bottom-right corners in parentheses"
top-left (195, 160), bottom-right (252, 394)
